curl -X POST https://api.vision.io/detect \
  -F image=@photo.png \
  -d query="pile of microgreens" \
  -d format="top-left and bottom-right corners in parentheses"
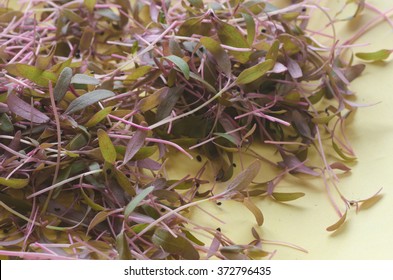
top-left (0, 0), bottom-right (391, 260)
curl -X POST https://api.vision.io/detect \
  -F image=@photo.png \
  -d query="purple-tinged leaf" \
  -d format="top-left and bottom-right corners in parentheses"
top-left (287, 57), bottom-right (303, 79)
top-left (226, 160), bottom-right (261, 192)
top-left (200, 36), bottom-right (231, 75)
top-left (128, 158), bottom-right (161, 170)
top-left (54, 67), bottom-right (72, 102)
top-left (0, 102), bottom-right (8, 113)
top-left (280, 153), bottom-right (319, 176)
top-left (152, 228), bottom-right (200, 260)
top-left (330, 162), bottom-right (351, 172)
top-left (243, 197), bottom-right (264, 226)
top-left (123, 128), bottom-right (148, 165)
top-left (64, 89), bottom-right (115, 114)
top-left (292, 110), bottom-right (313, 139)
top-left (344, 64), bottom-right (366, 82)
top-left (87, 210), bottom-right (111, 233)
top-left (71, 73), bottom-right (100, 85)
top-left (7, 94), bottom-right (50, 124)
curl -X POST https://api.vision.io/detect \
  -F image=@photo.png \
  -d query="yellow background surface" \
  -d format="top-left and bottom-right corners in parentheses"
top-left (6, 0), bottom-right (393, 260)
top-left (166, 0), bottom-right (393, 259)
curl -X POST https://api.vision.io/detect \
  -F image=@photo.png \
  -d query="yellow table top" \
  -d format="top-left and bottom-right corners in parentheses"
top-left (166, 0), bottom-right (393, 259)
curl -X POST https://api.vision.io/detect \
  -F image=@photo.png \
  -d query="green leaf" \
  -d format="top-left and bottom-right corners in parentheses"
top-left (124, 66), bottom-right (152, 82)
top-left (62, 9), bottom-right (84, 23)
top-left (213, 132), bottom-right (238, 146)
top-left (97, 129), bottom-right (117, 163)
top-left (266, 40), bottom-right (280, 61)
top-left (96, 8), bottom-right (120, 21)
top-left (164, 55), bottom-right (190, 79)
top-left (124, 186), bottom-right (155, 219)
top-left (80, 188), bottom-right (106, 211)
top-left (54, 67), bottom-right (72, 102)
top-left (271, 192), bottom-right (305, 202)
top-left (35, 44), bottom-right (56, 70)
top-left (332, 140), bottom-right (357, 161)
top-left (236, 59), bottom-right (274, 85)
top-left (64, 89), bottom-right (115, 114)
top-left (79, 27), bottom-right (94, 52)
top-left (152, 228), bottom-right (200, 260)
top-left (215, 18), bottom-right (251, 63)
top-left (200, 37), bottom-right (231, 75)
top-left (85, 106), bottom-right (114, 128)
top-left (114, 168), bottom-right (136, 196)
top-left (178, 16), bottom-right (211, 37)
top-left (243, 197), bottom-right (264, 226)
top-left (84, 0), bottom-right (96, 13)
top-left (242, 13), bottom-right (255, 46)
top-left (5, 63), bottom-right (57, 87)
top-left (116, 230), bottom-right (133, 260)
top-left (187, 0), bottom-right (204, 9)
top-left (355, 49), bottom-right (392, 62)
top-left (189, 72), bottom-right (216, 93)
top-left (0, 177), bottom-right (29, 189)
top-left (226, 160), bottom-right (261, 192)
top-left (326, 210), bottom-right (347, 232)
top-left (71, 74), bottom-right (100, 85)
top-left (7, 94), bottom-right (50, 124)
top-left (87, 210), bottom-right (111, 233)
top-left (137, 88), bottom-right (167, 112)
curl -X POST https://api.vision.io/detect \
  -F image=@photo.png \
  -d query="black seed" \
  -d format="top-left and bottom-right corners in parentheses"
top-left (302, 7), bottom-right (307, 12)
top-left (261, 29), bottom-right (266, 33)
top-left (160, 208), bottom-right (166, 212)
top-left (232, 163), bottom-right (236, 167)
top-left (216, 227), bottom-right (221, 232)
top-left (54, 207), bottom-right (61, 212)
top-left (216, 201), bottom-right (222, 206)
top-left (196, 155), bottom-right (202, 162)
top-left (106, 169), bottom-right (112, 175)
top-left (75, 50), bottom-right (80, 59)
